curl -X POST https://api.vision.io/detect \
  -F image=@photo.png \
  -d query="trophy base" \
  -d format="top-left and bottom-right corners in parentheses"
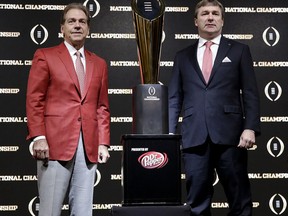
top-left (132, 84), bottom-right (168, 134)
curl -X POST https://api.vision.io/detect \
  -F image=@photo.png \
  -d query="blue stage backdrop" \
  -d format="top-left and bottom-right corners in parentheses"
top-left (0, 0), bottom-right (288, 215)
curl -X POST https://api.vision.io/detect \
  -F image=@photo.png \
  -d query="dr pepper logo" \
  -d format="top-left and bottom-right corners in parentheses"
top-left (138, 151), bottom-right (168, 169)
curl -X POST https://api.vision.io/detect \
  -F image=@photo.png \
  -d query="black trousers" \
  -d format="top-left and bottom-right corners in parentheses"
top-left (182, 139), bottom-right (252, 216)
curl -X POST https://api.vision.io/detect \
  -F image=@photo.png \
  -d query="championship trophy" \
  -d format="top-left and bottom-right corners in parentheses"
top-left (119, 1), bottom-right (182, 207)
top-left (131, 0), bottom-right (167, 134)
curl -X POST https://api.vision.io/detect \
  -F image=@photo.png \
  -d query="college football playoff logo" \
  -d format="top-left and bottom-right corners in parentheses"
top-left (213, 169), bottom-right (219, 186)
top-left (269, 194), bottom-right (287, 215)
top-left (94, 169), bottom-right (101, 186)
top-left (28, 196), bottom-right (39, 216)
top-left (266, 137), bottom-right (284, 158)
top-left (84, 0), bottom-right (100, 18)
top-left (262, 27), bottom-right (280, 47)
top-left (30, 24), bottom-right (48, 45)
top-left (148, 86), bottom-right (156, 96)
top-left (264, 81), bottom-right (282, 102)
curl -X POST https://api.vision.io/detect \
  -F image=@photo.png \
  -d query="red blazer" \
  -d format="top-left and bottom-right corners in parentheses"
top-left (26, 42), bottom-right (110, 163)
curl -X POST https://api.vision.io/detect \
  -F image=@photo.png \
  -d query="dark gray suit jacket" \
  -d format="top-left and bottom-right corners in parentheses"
top-left (168, 36), bottom-right (260, 149)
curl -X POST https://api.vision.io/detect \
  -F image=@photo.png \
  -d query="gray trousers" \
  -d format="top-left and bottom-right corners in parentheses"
top-left (37, 133), bottom-right (97, 216)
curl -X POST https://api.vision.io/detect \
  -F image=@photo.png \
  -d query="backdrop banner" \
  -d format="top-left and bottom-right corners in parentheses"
top-left (0, 0), bottom-right (288, 216)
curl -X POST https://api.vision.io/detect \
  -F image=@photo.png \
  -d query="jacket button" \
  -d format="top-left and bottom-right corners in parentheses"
top-left (78, 117), bottom-right (81, 121)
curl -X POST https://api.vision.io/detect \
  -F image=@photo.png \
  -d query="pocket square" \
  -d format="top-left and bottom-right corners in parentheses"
top-left (222, 57), bottom-right (232, 63)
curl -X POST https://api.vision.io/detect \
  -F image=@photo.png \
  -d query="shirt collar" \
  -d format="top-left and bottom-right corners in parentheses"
top-left (198, 34), bottom-right (222, 48)
top-left (64, 41), bottom-right (85, 58)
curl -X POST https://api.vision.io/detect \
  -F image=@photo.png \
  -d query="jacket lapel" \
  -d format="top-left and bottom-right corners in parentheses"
top-left (188, 41), bottom-right (205, 83)
top-left (208, 37), bottom-right (232, 83)
top-left (57, 43), bottom-right (82, 96)
top-left (57, 43), bottom-right (95, 100)
top-left (82, 50), bottom-right (94, 100)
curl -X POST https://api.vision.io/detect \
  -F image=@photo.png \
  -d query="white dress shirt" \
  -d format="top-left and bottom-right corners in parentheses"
top-left (64, 41), bottom-right (86, 71)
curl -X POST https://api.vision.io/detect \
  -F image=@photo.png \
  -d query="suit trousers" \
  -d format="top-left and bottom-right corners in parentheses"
top-left (37, 132), bottom-right (97, 216)
top-left (182, 139), bottom-right (252, 216)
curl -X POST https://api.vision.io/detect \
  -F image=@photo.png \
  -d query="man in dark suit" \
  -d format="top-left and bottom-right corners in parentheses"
top-left (168, 0), bottom-right (260, 215)
top-left (26, 3), bottom-right (110, 216)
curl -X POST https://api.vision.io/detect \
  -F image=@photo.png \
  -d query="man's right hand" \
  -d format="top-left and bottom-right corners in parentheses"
top-left (33, 139), bottom-right (49, 161)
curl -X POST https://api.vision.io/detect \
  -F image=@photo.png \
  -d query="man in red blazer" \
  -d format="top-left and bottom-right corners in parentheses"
top-left (26, 3), bottom-right (110, 216)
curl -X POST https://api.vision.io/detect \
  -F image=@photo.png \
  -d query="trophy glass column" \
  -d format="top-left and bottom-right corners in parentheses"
top-left (131, 0), bottom-right (168, 134)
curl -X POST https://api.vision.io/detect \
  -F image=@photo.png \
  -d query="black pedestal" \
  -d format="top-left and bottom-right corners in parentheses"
top-left (132, 84), bottom-right (168, 134)
top-left (121, 134), bottom-right (182, 205)
top-left (110, 205), bottom-right (191, 216)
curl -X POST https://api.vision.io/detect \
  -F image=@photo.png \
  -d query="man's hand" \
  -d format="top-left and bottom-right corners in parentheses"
top-left (98, 145), bottom-right (110, 163)
top-left (33, 139), bottom-right (49, 160)
top-left (238, 129), bottom-right (256, 149)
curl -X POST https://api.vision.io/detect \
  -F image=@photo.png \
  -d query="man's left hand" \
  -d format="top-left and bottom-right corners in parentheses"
top-left (238, 129), bottom-right (256, 149)
top-left (98, 145), bottom-right (110, 163)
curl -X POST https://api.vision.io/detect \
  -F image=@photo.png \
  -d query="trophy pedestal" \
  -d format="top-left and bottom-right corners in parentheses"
top-left (132, 84), bottom-right (168, 134)
top-left (121, 134), bottom-right (182, 205)
top-left (110, 205), bottom-right (191, 216)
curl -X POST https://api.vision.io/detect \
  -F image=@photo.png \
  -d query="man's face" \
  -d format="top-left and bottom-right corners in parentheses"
top-left (194, 5), bottom-right (224, 39)
top-left (61, 8), bottom-right (89, 48)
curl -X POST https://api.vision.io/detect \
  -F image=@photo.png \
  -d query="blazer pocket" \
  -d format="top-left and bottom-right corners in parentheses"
top-left (183, 107), bottom-right (194, 118)
top-left (220, 62), bottom-right (232, 67)
top-left (44, 114), bottom-right (62, 117)
top-left (224, 105), bottom-right (242, 114)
